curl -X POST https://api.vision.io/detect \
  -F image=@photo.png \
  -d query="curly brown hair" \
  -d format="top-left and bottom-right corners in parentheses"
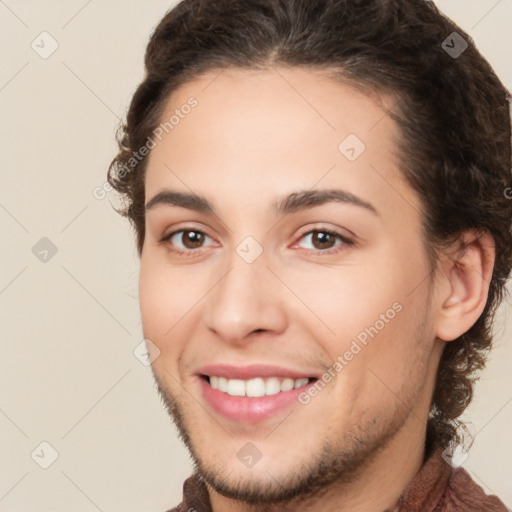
top-left (108, 0), bottom-right (512, 446)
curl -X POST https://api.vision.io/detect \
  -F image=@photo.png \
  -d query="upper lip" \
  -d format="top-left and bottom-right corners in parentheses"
top-left (196, 363), bottom-right (320, 380)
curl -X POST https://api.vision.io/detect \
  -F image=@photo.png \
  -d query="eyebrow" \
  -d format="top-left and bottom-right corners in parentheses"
top-left (145, 188), bottom-right (379, 217)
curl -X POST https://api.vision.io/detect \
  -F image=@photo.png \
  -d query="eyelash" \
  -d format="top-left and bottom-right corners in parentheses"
top-left (159, 226), bottom-right (354, 257)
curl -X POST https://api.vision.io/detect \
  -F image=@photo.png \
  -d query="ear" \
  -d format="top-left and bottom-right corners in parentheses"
top-left (434, 229), bottom-right (495, 342)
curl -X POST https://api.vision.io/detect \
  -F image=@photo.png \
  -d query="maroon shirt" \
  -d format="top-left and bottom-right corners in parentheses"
top-left (165, 447), bottom-right (509, 512)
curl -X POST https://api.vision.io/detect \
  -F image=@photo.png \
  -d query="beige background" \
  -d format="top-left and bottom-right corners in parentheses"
top-left (0, 1), bottom-right (511, 510)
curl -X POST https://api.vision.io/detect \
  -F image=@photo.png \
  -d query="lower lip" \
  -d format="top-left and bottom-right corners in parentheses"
top-left (199, 377), bottom-right (316, 423)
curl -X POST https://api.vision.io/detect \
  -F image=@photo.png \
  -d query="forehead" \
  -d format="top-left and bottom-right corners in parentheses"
top-left (152, 66), bottom-right (398, 154)
top-left (144, 66), bottom-right (418, 219)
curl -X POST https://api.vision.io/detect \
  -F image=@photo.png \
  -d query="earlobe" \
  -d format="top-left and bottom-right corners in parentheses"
top-left (434, 230), bottom-right (495, 342)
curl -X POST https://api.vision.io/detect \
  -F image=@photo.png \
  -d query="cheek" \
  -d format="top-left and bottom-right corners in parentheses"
top-left (296, 248), bottom-right (430, 381)
top-left (329, 286), bottom-right (432, 415)
top-left (292, 234), bottom-right (425, 338)
top-left (138, 257), bottom-right (194, 349)
top-left (291, 264), bottom-right (406, 350)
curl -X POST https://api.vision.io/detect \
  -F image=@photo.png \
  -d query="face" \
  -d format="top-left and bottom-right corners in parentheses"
top-left (139, 67), bottom-right (441, 504)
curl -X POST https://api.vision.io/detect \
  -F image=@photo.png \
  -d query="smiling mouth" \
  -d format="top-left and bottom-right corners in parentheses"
top-left (201, 375), bottom-right (317, 397)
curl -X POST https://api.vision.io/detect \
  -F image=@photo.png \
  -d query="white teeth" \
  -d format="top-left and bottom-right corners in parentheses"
top-left (265, 377), bottom-right (281, 396)
top-left (208, 376), bottom-right (311, 396)
top-left (218, 377), bottom-right (228, 392)
top-left (294, 378), bottom-right (309, 389)
top-left (246, 378), bottom-right (266, 397)
top-left (281, 378), bottom-right (295, 392)
top-left (227, 379), bottom-right (246, 396)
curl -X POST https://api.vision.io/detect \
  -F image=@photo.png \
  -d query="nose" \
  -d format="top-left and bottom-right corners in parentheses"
top-left (203, 254), bottom-right (288, 346)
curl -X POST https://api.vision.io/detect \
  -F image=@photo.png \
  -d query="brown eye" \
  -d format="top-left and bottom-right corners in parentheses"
top-left (180, 230), bottom-right (205, 249)
top-left (161, 228), bottom-right (214, 253)
top-left (311, 231), bottom-right (336, 250)
top-left (296, 228), bottom-right (354, 255)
